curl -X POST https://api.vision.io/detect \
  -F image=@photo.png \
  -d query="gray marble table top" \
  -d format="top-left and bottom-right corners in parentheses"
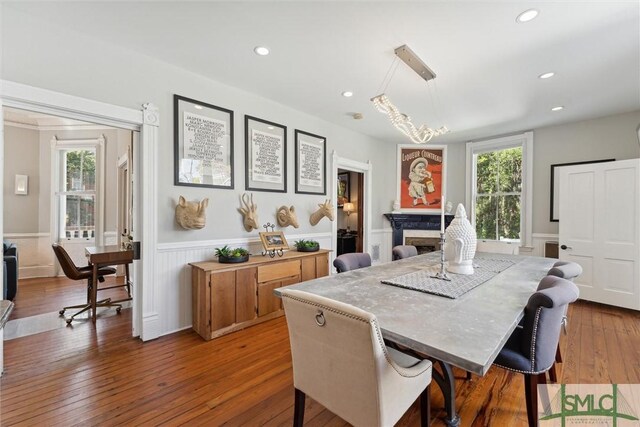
top-left (275, 252), bottom-right (556, 375)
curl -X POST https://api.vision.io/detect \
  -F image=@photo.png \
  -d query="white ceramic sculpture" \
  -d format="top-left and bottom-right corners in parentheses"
top-left (444, 204), bottom-right (477, 275)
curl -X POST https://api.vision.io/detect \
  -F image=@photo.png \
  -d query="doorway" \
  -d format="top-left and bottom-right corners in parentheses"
top-left (336, 168), bottom-right (364, 255)
top-left (331, 154), bottom-right (373, 269)
top-left (2, 107), bottom-right (134, 327)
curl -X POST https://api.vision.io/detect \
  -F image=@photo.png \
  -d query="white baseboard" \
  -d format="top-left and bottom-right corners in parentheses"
top-left (19, 265), bottom-right (55, 279)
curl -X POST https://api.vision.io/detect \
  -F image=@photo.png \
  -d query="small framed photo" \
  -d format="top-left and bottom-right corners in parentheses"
top-left (337, 172), bottom-right (349, 207)
top-left (295, 130), bottom-right (326, 195)
top-left (245, 115), bottom-right (287, 192)
top-left (174, 94), bottom-right (234, 189)
top-left (259, 231), bottom-right (289, 251)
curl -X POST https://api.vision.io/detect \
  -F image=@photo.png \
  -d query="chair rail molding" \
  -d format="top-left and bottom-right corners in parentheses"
top-left (0, 80), bottom-right (159, 341)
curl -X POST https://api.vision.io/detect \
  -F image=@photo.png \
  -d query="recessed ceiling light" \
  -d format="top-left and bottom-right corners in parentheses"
top-left (342, 91), bottom-right (354, 98)
top-left (516, 9), bottom-right (539, 23)
top-left (267, 126), bottom-right (275, 130)
top-left (551, 106), bottom-right (564, 111)
top-left (254, 46), bottom-right (270, 56)
top-left (539, 72), bottom-right (555, 79)
top-left (194, 105), bottom-right (203, 110)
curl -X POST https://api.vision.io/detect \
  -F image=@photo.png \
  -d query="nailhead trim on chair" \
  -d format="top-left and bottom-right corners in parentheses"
top-left (282, 294), bottom-right (432, 378)
top-left (529, 307), bottom-right (542, 372)
top-left (494, 306), bottom-right (555, 375)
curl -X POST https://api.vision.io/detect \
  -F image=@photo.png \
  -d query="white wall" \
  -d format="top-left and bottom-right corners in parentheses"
top-left (1, 7), bottom-right (396, 244)
top-left (532, 110), bottom-right (640, 235)
top-left (3, 125), bottom-right (39, 233)
top-left (1, 6), bottom-right (397, 335)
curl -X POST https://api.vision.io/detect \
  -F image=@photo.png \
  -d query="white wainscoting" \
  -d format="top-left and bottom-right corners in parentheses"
top-left (531, 233), bottom-right (559, 258)
top-left (370, 228), bottom-right (393, 265)
top-left (154, 232), bottom-right (333, 336)
top-left (3, 233), bottom-right (54, 278)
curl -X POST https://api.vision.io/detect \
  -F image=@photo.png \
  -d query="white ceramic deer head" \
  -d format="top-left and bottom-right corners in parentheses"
top-left (277, 205), bottom-right (299, 228)
top-left (309, 199), bottom-right (335, 226)
top-left (238, 193), bottom-right (259, 232)
top-left (175, 196), bottom-right (209, 230)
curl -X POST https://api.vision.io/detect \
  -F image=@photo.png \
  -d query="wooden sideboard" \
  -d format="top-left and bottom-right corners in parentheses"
top-left (190, 249), bottom-right (330, 341)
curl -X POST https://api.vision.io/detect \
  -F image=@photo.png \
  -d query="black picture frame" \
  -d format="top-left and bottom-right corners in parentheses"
top-left (294, 129), bottom-right (326, 195)
top-left (244, 115), bottom-right (287, 193)
top-left (549, 158), bottom-right (614, 222)
top-left (337, 172), bottom-right (350, 207)
top-left (174, 94), bottom-right (234, 189)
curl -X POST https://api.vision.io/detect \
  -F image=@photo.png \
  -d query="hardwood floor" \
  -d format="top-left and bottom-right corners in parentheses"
top-left (10, 276), bottom-right (130, 320)
top-left (1, 300), bottom-right (639, 426)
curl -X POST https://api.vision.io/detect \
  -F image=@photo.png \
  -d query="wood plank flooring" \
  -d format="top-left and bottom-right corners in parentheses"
top-left (10, 276), bottom-right (130, 319)
top-left (1, 300), bottom-right (639, 426)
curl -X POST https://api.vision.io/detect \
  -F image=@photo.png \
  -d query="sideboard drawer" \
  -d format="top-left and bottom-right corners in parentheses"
top-left (258, 260), bottom-right (300, 283)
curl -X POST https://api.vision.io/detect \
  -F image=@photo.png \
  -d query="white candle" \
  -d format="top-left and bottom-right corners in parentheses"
top-left (441, 193), bottom-right (446, 234)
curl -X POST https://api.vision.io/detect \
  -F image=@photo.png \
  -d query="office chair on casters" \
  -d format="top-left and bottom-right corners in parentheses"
top-left (52, 244), bottom-right (119, 325)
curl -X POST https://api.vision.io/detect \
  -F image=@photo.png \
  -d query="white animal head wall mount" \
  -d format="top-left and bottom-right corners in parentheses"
top-left (175, 196), bottom-right (209, 230)
top-left (277, 205), bottom-right (299, 229)
top-left (309, 199), bottom-right (335, 226)
top-left (238, 193), bottom-right (259, 232)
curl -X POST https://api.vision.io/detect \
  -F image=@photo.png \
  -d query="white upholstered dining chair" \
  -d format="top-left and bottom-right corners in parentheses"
top-left (281, 289), bottom-right (433, 427)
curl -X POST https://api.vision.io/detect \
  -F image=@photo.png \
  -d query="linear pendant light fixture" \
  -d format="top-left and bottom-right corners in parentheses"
top-left (371, 45), bottom-right (448, 144)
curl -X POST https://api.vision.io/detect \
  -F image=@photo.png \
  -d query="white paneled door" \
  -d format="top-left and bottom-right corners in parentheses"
top-left (559, 159), bottom-right (639, 310)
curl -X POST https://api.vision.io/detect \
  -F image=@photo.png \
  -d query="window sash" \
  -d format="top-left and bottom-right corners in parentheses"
top-left (466, 132), bottom-right (532, 246)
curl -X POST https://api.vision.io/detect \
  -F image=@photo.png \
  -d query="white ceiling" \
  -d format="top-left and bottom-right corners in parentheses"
top-left (6, 1), bottom-right (640, 143)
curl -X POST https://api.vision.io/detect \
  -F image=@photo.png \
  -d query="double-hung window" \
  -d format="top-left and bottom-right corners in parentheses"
top-left (466, 132), bottom-right (533, 248)
top-left (52, 136), bottom-right (105, 244)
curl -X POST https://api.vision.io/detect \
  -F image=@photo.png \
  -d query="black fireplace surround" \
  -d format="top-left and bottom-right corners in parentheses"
top-left (384, 213), bottom-right (454, 249)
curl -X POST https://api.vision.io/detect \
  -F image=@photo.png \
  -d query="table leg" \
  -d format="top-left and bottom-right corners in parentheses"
top-left (91, 263), bottom-right (99, 323)
top-left (432, 360), bottom-right (460, 427)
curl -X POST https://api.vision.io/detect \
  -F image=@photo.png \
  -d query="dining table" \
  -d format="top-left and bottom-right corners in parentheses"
top-left (274, 251), bottom-right (556, 426)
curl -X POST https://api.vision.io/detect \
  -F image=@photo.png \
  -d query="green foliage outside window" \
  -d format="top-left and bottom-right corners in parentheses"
top-left (475, 147), bottom-right (522, 241)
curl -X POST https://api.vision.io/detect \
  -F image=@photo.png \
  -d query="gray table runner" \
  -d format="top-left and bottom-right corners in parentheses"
top-left (381, 258), bottom-right (517, 299)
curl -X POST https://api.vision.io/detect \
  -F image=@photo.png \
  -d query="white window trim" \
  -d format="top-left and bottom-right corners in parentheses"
top-left (50, 135), bottom-right (106, 246)
top-left (465, 131), bottom-right (533, 249)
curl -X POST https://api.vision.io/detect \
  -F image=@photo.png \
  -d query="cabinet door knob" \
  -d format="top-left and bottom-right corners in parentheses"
top-left (560, 244), bottom-right (572, 250)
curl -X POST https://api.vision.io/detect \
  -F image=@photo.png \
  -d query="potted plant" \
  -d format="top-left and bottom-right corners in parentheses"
top-left (215, 245), bottom-right (250, 263)
top-left (294, 239), bottom-right (320, 252)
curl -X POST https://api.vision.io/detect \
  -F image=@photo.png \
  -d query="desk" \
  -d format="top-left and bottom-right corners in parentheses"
top-left (85, 246), bottom-right (133, 323)
top-left (275, 251), bottom-right (555, 426)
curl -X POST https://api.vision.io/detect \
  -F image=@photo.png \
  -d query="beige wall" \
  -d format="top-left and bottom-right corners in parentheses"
top-left (3, 125), bottom-right (40, 233)
top-left (533, 109), bottom-right (640, 234)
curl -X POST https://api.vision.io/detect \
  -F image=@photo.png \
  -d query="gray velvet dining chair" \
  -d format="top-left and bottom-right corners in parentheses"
top-left (493, 275), bottom-right (579, 427)
top-left (544, 260), bottom-right (582, 382)
top-left (392, 245), bottom-right (418, 261)
top-left (333, 252), bottom-right (371, 273)
top-left (281, 288), bottom-right (433, 427)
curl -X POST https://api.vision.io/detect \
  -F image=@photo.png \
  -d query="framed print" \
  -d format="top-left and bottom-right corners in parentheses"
top-left (245, 115), bottom-right (287, 192)
top-left (550, 158), bottom-right (614, 222)
top-left (174, 94), bottom-right (234, 189)
top-left (337, 172), bottom-right (350, 207)
top-left (259, 231), bottom-right (289, 251)
top-left (397, 144), bottom-right (446, 213)
top-left (295, 130), bottom-right (326, 195)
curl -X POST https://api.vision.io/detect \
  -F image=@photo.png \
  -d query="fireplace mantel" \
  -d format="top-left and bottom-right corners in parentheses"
top-left (384, 213), bottom-right (454, 249)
